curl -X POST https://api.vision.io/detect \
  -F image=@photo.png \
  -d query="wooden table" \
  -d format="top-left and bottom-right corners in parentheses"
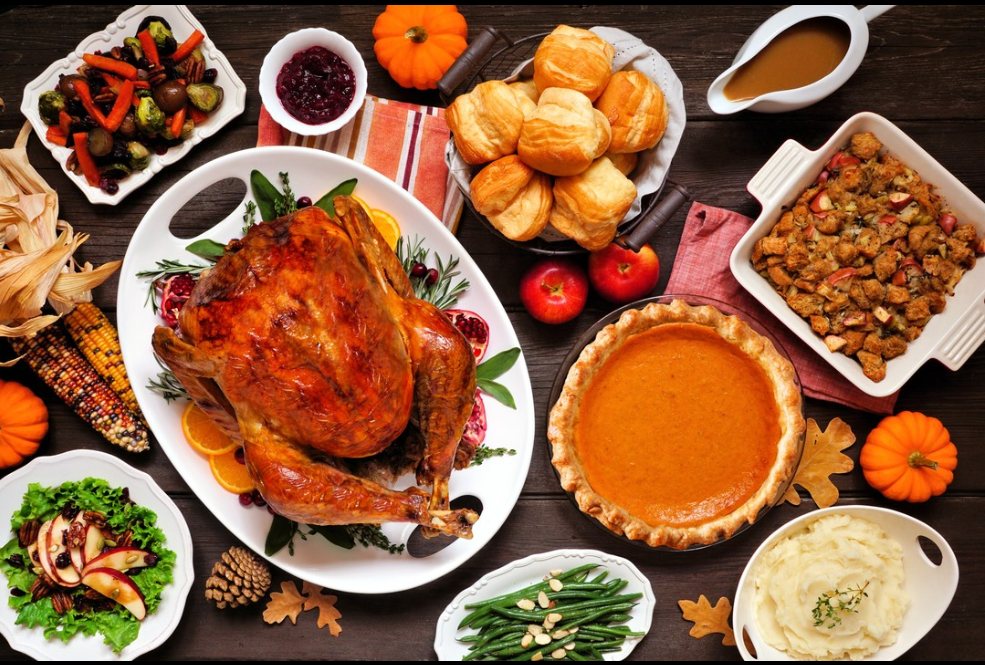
top-left (2, 5), bottom-right (984, 660)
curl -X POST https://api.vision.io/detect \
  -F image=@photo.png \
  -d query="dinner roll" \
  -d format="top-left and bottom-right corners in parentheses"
top-left (550, 157), bottom-right (637, 251)
top-left (509, 79), bottom-right (540, 104)
top-left (534, 25), bottom-right (615, 102)
top-left (471, 156), bottom-right (553, 242)
top-left (595, 71), bottom-right (669, 153)
top-left (605, 151), bottom-right (639, 177)
top-left (446, 81), bottom-right (525, 164)
top-left (518, 87), bottom-right (611, 177)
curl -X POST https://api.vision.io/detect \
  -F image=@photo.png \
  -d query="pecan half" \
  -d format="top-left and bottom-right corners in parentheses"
top-left (83, 511), bottom-right (106, 527)
top-left (181, 58), bottom-right (205, 84)
top-left (116, 530), bottom-right (134, 548)
top-left (146, 65), bottom-right (167, 87)
top-left (66, 521), bottom-right (86, 549)
top-left (18, 520), bottom-right (40, 548)
top-left (51, 590), bottom-right (73, 615)
top-left (84, 587), bottom-right (106, 601)
top-left (30, 575), bottom-right (54, 602)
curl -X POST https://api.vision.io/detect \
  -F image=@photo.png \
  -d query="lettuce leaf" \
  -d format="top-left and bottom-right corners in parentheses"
top-left (1, 478), bottom-right (176, 654)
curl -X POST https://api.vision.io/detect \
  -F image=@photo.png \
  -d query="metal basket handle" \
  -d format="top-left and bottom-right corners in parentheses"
top-left (438, 26), bottom-right (513, 100)
top-left (617, 181), bottom-right (691, 252)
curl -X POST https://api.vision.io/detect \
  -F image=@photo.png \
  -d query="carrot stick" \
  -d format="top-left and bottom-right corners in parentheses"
top-left (58, 110), bottom-right (72, 137)
top-left (73, 80), bottom-right (110, 129)
top-left (45, 126), bottom-right (67, 146)
top-left (73, 133), bottom-right (100, 186)
top-left (133, 80), bottom-right (151, 89)
top-left (138, 30), bottom-right (160, 68)
top-left (170, 106), bottom-right (186, 139)
top-left (171, 30), bottom-right (204, 63)
top-left (82, 53), bottom-right (137, 80)
top-left (104, 79), bottom-right (134, 132)
top-left (187, 106), bottom-right (208, 123)
top-left (100, 71), bottom-right (125, 93)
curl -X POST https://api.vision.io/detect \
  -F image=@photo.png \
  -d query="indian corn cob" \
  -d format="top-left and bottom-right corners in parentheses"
top-left (64, 302), bottom-right (147, 426)
top-left (8, 324), bottom-right (149, 453)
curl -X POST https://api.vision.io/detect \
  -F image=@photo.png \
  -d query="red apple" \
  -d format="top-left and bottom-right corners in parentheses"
top-left (519, 258), bottom-right (589, 324)
top-left (587, 242), bottom-right (661, 304)
top-left (81, 568), bottom-right (146, 620)
top-left (47, 514), bottom-right (81, 587)
top-left (82, 547), bottom-right (154, 577)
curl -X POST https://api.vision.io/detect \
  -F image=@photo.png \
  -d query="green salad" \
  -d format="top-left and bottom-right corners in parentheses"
top-left (0, 478), bottom-right (176, 653)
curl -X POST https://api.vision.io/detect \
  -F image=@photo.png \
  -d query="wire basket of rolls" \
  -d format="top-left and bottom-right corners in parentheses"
top-left (440, 25), bottom-right (689, 255)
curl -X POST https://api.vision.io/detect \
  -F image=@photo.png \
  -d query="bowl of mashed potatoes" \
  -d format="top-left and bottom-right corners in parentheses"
top-left (732, 506), bottom-right (958, 661)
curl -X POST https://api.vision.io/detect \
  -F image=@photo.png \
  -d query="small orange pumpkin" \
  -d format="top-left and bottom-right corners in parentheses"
top-left (860, 411), bottom-right (957, 502)
top-left (0, 378), bottom-right (48, 469)
top-left (373, 5), bottom-right (468, 90)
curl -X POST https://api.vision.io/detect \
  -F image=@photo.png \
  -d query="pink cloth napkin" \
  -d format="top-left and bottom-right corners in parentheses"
top-left (665, 202), bottom-right (899, 414)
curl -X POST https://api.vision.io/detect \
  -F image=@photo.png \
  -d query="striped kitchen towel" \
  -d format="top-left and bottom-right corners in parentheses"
top-left (257, 96), bottom-right (464, 232)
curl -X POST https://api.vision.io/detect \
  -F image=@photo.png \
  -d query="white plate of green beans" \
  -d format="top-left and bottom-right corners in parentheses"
top-left (435, 549), bottom-right (654, 661)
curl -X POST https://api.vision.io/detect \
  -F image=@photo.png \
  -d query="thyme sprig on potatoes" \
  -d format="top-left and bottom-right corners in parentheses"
top-left (813, 582), bottom-right (870, 629)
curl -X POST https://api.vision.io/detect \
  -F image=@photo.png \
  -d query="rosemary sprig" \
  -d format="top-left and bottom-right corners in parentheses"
top-left (469, 446), bottom-right (517, 467)
top-left (136, 259), bottom-right (210, 312)
top-left (242, 200), bottom-right (258, 236)
top-left (395, 235), bottom-right (470, 310)
top-left (146, 359), bottom-right (189, 403)
top-left (273, 172), bottom-right (297, 217)
top-left (345, 524), bottom-right (405, 554)
top-left (813, 582), bottom-right (870, 629)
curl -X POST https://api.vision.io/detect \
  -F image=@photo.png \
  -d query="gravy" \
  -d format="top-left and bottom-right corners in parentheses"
top-left (724, 17), bottom-right (851, 102)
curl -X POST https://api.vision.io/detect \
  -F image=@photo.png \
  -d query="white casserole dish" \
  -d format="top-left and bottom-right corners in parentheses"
top-left (730, 112), bottom-right (985, 397)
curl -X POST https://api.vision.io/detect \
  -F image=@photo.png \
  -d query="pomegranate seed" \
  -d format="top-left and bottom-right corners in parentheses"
top-left (411, 262), bottom-right (428, 278)
top-left (238, 492), bottom-right (253, 507)
top-left (251, 490), bottom-right (266, 507)
top-left (234, 447), bottom-right (246, 464)
top-left (425, 268), bottom-right (439, 286)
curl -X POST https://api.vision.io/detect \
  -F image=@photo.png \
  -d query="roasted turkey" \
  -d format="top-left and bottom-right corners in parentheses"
top-left (153, 197), bottom-right (478, 538)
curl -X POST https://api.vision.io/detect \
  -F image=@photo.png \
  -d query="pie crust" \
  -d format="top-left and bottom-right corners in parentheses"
top-left (548, 300), bottom-right (805, 549)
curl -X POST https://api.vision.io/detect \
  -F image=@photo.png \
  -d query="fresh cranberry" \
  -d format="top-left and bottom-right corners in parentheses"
top-left (411, 262), bottom-right (428, 278)
top-left (296, 196), bottom-right (312, 208)
top-left (234, 447), bottom-right (246, 464)
top-left (238, 492), bottom-right (253, 507)
top-left (251, 490), bottom-right (266, 507)
top-left (203, 68), bottom-right (218, 84)
top-left (425, 268), bottom-right (440, 286)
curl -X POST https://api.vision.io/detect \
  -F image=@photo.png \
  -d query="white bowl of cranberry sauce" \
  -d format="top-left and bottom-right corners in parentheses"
top-left (259, 27), bottom-right (367, 136)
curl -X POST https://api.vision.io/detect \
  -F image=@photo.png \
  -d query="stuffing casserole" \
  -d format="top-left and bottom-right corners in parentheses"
top-left (752, 132), bottom-right (982, 382)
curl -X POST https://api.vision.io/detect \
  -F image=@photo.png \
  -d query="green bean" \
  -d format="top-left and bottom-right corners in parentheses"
top-left (463, 564), bottom-right (600, 610)
top-left (507, 632), bottom-right (579, 661)
top-left (579, 625), bottom-right (645, 638)
top-left (588, 571), bottom-right (609, 585)
top-left (473, 623), bottom-right (528, 648)
top-left (587, 646), bottom-right (603, 660)
top-left (463, 632), bottom-right (527, 661)
top-left (567, 650), bottom-right (590, 662)
top-left (458, 634), bottom-right (482, 643)
top-left (599, 579), bottom-right (628, 597)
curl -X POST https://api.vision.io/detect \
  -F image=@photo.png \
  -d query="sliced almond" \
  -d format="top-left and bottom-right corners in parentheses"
top-left (528, 624), bottom-right (544, 636)
top-left (548, 578), bottom-right (564, 592)
top-left (552, 649), bottom-right (567, 659)
top-left (543, 620), bottom-right (555, 631)
top-left (521, 634), bottom-right (534, 649)
top-left (565, 643), bottom-right (576, 651)
top-left (535, 633), bottom-right (552, 646)
top-left (553, 629), bottom-right (570, 639)
top-left (538, 590), bottom-right (550, 609)
top-left (546, 612), bottom-right (563, 623)
top-left (569, 626), bottom-right (579, 634)
top-left (531, 653), bottom-right (544, 662)
top-left (549, 569), bottom-right (563, 578)
top-left (516, 598), bottom-right (536, 611)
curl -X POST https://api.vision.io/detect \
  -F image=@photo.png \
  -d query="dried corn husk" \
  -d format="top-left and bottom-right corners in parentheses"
top-left (0, 122), bottom-right (120, 363)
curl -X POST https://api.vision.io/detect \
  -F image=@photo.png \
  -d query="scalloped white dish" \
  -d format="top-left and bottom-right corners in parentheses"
top-left (20, 4), bottom-right (246, 205)
top-left (117, 146), bottom-right (536, 594)
top-left (732, 506), bottom-right (958, 661)
top-left (435, 549), bottom-right (654, 661)
top-left (0, 451), bottom-right (194, 661)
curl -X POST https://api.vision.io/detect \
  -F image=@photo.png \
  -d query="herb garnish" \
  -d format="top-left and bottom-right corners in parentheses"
top-left (396, 235), bottom-right (470, 310)
top-left (470, 446), bottom-right (517, 466)
top-left (476, 348), bottom-right (521, 409)
top-left (265, 515), bottom-right (404, 557)
top-left (813, 582), bottom-right (870, 629)
top-left (135, 259), bottom-right (210, 312)
top-left (146, 358), bottom-right (189, 403)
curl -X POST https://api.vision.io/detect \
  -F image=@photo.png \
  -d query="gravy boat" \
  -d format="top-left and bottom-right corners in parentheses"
top-left (707, 5), bottom-right (893, 114)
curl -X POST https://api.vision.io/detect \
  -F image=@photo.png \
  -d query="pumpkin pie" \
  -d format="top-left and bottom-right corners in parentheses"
top-left (548, 300), bottom-right (805, 549)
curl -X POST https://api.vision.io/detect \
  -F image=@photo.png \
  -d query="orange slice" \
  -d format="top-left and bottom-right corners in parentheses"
top-left (370, 209), bottom-right (401, 249)
top-left (182, 402), bottom-right (239, 455)
top-left (351, 195), bottom-right (373, 217)
top-left (209, 449), bottom-right (255, 494)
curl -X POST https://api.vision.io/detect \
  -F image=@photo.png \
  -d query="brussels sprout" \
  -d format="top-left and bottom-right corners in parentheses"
top-left (38, 91), bottom-right (66, 126)
top-left (147, 20), bottom-right (173, 49)
top-left (123, 36), bottom-right (144, 60)
top-left (127, 142), bottom-right (151, 170)
top-left (99, 163), bottom-right (132, 179)
top-left (186, 83), bottom-right (223, 113)
top-left (135, 97), bottom-right (165, 134)
top-left (180, 118), bottom-right (195, 141)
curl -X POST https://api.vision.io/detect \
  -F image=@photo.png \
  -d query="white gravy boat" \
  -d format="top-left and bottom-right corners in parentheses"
top-left (707, 5), bottom-right (894, 114)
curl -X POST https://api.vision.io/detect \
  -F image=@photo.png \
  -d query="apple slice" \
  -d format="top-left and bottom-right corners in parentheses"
top-left (82, 547), bottom-right (153, 577)
top-left (36, 519), bottom-right (57, 581)
top-left (81, 568), bottom-right (146, 621)
top-left (810, 191), bottom-right (835, 213)
top-left (888, 192), bottom-right (913, 211)
top-left (69, 512), bottom-right (87, 574)
top-left (48, 514), bottom-right (81, 587)
top-left (83, 523), bottom-right (105, 565)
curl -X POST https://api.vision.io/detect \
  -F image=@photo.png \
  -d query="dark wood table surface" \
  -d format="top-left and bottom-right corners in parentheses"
top-left (2, 5), bottom-right (984, 661)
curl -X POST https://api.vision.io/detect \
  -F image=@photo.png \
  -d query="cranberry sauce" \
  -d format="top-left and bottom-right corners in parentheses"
top-left (276, 46), bottom-right (355, 125)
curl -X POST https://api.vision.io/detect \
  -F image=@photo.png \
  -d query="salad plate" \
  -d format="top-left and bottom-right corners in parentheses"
top-left (20, 4), bottom-right (247, 205)
top-left (117, 146), bottom-right (536, 594)
top-left (0, 450), bottom-right (194, 661)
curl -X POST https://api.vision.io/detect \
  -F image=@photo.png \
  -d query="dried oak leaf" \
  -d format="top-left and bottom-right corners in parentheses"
top-left (780, 417), bottom-right (855, 508)
top-left (302, 581), bottom-right (343, 637)
top-left (679, 595), bottom-right (736, 646)
top-left (263, 580), bottom-right (306, 625)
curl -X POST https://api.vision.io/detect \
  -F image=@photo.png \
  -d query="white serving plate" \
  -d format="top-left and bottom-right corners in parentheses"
top-left (20, 5), bottom-right (247, 205)
top-left (731, 112), bottom-right (985, 397)
top-left (0, 451), bottom-right (194, 661)
top-left (732, 505), bottom-right (958, 661)
top-left (116, 146), bottom-right (536, 594)
top-left (434, 549), bottom-right (654, 661)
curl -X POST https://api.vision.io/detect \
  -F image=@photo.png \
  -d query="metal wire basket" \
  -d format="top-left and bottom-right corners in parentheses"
top-left (438, 27), bottom-right (689, 256)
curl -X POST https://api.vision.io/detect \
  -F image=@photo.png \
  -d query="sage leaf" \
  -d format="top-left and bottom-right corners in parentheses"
top-left (315, 178), bottom-right (358, 217)
top-left (477, 378), bottom-right (516, 409)
top-left (185, 238), bottom-right (226, 257)
top-left (265, 514), bottom-right (297, 556)
top-left (476, 347), bottom-right (521, 381)
top-left (251, 169), bottom-right (282, 221)
top-left (308, 524), bottom-right (356, 550)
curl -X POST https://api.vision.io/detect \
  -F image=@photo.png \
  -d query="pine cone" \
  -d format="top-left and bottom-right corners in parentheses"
top-left (204, 546), bottom-right (271, 609)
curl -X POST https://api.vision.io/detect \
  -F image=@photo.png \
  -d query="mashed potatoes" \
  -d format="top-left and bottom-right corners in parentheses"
top-left (754, 514), bottom-right (907, 660)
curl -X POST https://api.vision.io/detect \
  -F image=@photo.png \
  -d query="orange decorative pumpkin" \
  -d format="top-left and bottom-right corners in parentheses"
top-left (860, 411), bottom-right (957, 502)
top-left (0, 378), bottom-right (48, 468)
top-left (373, 5), bottom-right (468, 90)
